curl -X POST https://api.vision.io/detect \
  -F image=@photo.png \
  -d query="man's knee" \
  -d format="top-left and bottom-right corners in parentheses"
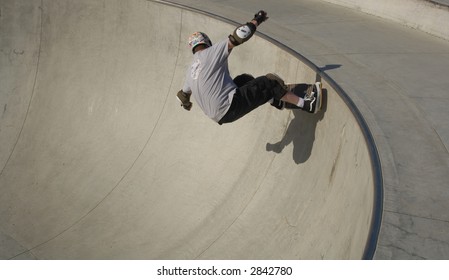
top-left (233, 73), bottom-right (255, 87)
top-left (264, 74), bottom-right (288, 100)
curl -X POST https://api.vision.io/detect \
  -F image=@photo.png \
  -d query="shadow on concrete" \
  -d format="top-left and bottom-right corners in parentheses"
top-left (319, 64), bottom-right (342, 72)
top-left (266, 87), bottom-right (328, 164)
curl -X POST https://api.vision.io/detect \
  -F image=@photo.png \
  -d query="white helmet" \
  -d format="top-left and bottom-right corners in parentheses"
top-left (188, 32), bottom-right (212, 53)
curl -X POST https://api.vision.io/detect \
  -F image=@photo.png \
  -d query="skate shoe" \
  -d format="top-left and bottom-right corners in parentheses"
top-left (270, 98), bottom-right (285, 110)
top-left (302, 82), bottom-right (322, 114)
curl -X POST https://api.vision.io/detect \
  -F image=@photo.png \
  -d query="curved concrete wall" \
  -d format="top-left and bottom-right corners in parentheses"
top-left (0, 0), bottom-right (375, 259)
top-left (321, 0), bottom-right (449, 41)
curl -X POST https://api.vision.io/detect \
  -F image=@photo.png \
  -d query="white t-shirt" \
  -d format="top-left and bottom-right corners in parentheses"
top-left (182, 39), bottom-right (237, 122)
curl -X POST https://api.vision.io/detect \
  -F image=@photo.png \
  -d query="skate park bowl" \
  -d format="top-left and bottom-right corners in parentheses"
top-left (0, 0), bottom-right (382, 259)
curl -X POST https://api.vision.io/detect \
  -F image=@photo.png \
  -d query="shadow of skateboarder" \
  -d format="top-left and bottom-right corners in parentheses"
top-left (266, 88), bottom-right (327, 164)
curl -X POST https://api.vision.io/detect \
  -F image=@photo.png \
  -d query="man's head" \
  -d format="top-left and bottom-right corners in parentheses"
top-left (188, 32), bottom-right (212, 54)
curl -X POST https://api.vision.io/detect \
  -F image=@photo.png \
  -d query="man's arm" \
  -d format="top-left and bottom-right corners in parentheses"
top-left (228, 11), bottom-right (269, 51)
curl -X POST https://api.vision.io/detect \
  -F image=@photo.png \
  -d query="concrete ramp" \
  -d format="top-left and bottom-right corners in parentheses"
top-left (0, 0), bottom-right (379, 259)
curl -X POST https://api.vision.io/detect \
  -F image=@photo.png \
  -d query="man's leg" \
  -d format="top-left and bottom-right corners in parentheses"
top-left (281, 91), bottom-right (300, 106)
top-left (233, 73), bottom-right (255, 87)
top-left (281, 83), bottom-right (323, 113)
top-left (266, 74), bottom-right (322, 113)
top-left (219, 76), bottom-right (282, 124)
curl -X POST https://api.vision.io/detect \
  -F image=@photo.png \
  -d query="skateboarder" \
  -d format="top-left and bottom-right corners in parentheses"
top-left (177, 10), bottom-right (322, 125)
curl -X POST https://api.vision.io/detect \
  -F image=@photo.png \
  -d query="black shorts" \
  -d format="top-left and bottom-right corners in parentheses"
top-left (218, 74), bottom-right (287, 125)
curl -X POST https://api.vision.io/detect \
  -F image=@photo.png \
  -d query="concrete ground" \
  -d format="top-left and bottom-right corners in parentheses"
top-left (1, 0), bottom-right (375, 259)
top-left (433, 0), bottom-right (449, 5)
top-left (1, 0), bottom-right (449, 260)
top-left (162, 0), bottom-right (449, 259)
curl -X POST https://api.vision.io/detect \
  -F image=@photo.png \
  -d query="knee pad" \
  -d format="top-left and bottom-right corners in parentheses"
top-left (229, 22), bottom-right (257, 46)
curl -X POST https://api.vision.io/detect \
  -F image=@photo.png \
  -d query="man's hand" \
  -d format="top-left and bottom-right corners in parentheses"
top-left (253, 10), bottom-right (268, 25)
top-left (177, 90), bottom-right (193, 111)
